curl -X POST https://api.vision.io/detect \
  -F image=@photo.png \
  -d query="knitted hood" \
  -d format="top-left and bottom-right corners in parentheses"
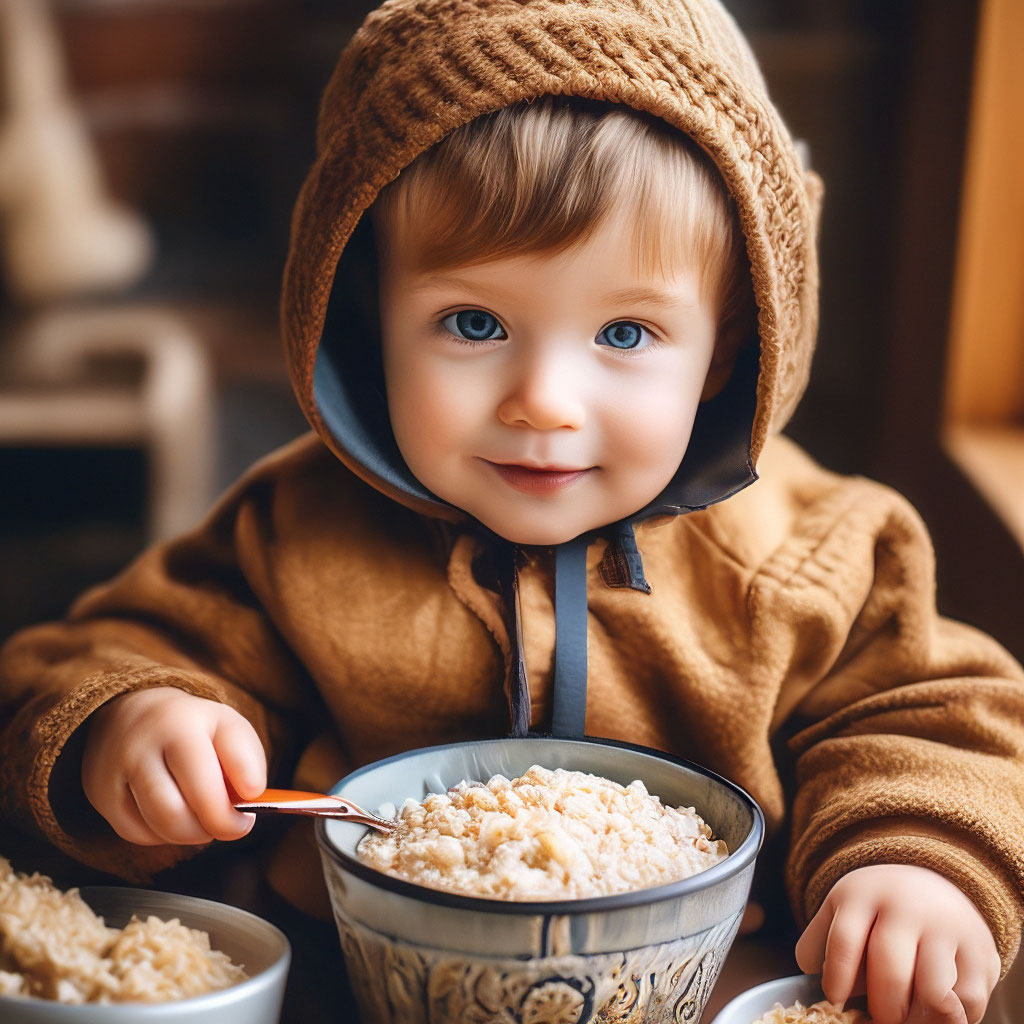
top-left (281, 0), bottom-right (823, 528)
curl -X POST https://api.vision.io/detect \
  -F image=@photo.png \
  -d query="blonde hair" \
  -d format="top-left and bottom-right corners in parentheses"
top-left (370, 96), bottom-right (751, 338)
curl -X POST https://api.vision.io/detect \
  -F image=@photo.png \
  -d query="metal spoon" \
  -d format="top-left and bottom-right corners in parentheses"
top-left (233, 788), bottom-right (397, 833)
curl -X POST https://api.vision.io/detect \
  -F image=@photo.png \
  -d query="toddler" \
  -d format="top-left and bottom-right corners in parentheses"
top-left (1, 2), bottom-right (1022, 1023)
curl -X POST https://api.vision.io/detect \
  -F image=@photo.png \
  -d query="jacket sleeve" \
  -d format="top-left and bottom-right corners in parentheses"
top-left (0, 444), bottom-right (320, 882)
top-left (752, 478), bottom-right (1024, 972)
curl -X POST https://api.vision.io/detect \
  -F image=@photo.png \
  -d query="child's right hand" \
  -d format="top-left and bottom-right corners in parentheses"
top-left (82, 686), bottom-right (266, 846)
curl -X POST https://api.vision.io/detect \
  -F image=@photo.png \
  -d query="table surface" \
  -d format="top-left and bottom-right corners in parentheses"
top-left (1, 826), bottom-right (798, 1021)
top-left (4, 828), bottom-right (1019, 1023)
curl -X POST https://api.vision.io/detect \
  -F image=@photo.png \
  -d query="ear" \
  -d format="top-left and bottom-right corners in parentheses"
top-left (700, 331), bottom-right (740, 402)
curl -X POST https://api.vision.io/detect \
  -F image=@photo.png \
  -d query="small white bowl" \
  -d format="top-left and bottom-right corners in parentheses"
top-left (0, 886), bottom-right (290, 1024)
top-left (708, 973), bottom-right (829, 1023)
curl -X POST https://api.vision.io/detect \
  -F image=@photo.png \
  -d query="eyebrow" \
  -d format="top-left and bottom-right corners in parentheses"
top-left (414, 273), bottom-right (483, 293)
top-left (414, 277), bottom-right (693, 309)
top-left (601, 286), bottom-right (693, 309)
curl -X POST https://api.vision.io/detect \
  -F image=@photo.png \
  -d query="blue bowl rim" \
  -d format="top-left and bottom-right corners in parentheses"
top-left (315, 735), bottom-right (765, 916)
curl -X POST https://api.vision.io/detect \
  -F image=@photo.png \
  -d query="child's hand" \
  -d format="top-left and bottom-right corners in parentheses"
top-left (795, 864), bottom-right (1001, 1024)
top-left (82, 686), bottom-right (266, 846)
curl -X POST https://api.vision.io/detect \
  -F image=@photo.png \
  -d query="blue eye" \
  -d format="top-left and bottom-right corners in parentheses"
top-left (598, 321), bottom-right (647, 350)
top-left (442, 309), bottom-right (506, 342)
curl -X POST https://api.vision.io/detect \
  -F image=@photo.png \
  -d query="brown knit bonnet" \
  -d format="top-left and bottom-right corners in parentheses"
top-left (281, 0), bottom-right (823, 516)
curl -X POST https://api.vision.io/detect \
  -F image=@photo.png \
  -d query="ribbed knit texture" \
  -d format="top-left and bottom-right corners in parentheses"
top-left (281, 0), bottom-right (822, 489)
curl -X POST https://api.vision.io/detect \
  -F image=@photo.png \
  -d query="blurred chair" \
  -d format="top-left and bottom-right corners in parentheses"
top-left (0, 307), bottom-right (215, 541)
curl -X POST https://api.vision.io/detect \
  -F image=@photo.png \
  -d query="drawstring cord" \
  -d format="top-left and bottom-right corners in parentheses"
top-left (500, 524), bottom-right (649, 739)
top-left (508, 553), bottom-right (531, 738)
top-left (499, 542), bottom-right (531, 738)
top-left (551, 535), bottom-right (590, 738)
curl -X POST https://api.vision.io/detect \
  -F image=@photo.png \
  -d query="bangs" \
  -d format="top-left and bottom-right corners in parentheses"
top-left (370, 97), bottom-right (747, 315)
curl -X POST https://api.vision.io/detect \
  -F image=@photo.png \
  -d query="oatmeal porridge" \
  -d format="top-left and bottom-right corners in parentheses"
top-left (356, 764), bottom-right (727, 899)
top-left (0, 857), bottom-right (247, 1004)
top-left (754, 1001), bottom-right (870, 1023)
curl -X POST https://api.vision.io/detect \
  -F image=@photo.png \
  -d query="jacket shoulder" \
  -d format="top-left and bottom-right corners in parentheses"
top-left (683, 434), bottom-right (922, 572)
top-left (210, 432), bottom-right (406, 524)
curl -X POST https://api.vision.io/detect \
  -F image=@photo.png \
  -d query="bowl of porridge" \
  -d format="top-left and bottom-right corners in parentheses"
top-left (0, 861), bottom-right (290, 1023)
top-left (317, 736), bottom-right (763, 1024)
top-left (709, 974), bottom-right (871, 1024)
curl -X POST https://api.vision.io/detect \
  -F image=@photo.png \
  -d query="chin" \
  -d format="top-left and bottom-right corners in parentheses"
top-left (485, 520), bottom-right (590, 547)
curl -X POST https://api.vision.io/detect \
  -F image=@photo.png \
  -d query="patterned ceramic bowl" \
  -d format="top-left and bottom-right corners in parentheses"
top-left (317, 736), bottom-right (763, 1024)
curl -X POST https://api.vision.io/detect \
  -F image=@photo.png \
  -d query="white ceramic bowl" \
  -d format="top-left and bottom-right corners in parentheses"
top-left (708, 973), bottom-right (829, 1024)
top-left (0, 886), bottom-right (290, 1024)
top-left (317, 735), bottom-right (764, 1024)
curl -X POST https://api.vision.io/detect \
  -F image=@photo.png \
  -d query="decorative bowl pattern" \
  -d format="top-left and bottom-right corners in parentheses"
top-left (318, 736), bottom-right (764, 1024)
top-left (331, 899), bottom-right (737, 1023)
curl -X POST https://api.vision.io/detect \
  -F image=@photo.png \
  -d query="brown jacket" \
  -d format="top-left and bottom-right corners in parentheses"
top-left (2, 0), bottom-right (1024, 972)
top-left (1, 432), bottom-right (1023, 964)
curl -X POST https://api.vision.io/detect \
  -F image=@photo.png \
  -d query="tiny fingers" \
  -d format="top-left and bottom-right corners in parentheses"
top-left (953, 943), bottom-right (1000, 1024)
top-left (909, 935), bottom-right (959, 1018)
top-left (129, 764), bottom-right (212, 846)
top-left (79, 688), bottom-right (262, 848)
top-left (865, 919), bottom-right (917, 1024)
top-left (820, 905), bottom-right (875, 1008)
top-left (165, 734), bottom-right (254, 843)
top-left (82, 753), bottom-right (172, 846)
top-left (795, 901), bottom-right (833, 974)
top-left (907, 989), bottom-right (968, 1024)
top-left (212, 714), bottom-right (267, 801)
top-left (102, 781), bottom-right (167, 846)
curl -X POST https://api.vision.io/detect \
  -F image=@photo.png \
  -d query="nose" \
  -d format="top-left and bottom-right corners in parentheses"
top-left (496, 347), bottom-right (586, 430)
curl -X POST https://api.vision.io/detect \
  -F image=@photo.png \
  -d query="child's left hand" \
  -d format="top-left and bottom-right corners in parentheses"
top-left (795, 863), bottom-right (1001, 1024)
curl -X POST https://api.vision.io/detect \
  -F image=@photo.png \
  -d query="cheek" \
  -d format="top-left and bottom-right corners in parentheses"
top-left (603, 371), bottom-right (701, 474)
top-left (386, 356), bottom-right (476, 465)
top-left (385, 349), bottom-right (433, 459)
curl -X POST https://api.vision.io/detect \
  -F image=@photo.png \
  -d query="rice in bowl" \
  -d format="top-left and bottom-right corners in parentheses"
top-left (754, 1001), bottom-right (870, 1024)
top-left (0, 857), bottom-right (247, 1004)
top-left (356, 763), bottom-right (728, 899)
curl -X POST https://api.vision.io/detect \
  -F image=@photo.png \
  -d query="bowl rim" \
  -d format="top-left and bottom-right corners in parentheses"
top-left (316, 734), bottom-right (764, 915)
top-left (0, 885), bottom-right (291, 1014)
top-left (707, 973), bottom-right (827, 1024)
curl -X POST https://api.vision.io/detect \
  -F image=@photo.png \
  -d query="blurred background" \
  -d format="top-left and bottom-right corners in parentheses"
top-left (1, 0), bottom-right (1021, 660)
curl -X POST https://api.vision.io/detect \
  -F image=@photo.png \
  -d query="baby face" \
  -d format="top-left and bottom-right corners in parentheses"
top-left (378, 212), bottom-right (723, 545)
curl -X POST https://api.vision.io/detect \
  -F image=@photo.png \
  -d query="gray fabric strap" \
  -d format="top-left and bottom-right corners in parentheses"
top-left (494, 542), bottom-right (531, 737)
top-left (506, 551), bottom-right (531, 737)
top-left (551, 535), bottom-right (589, 738)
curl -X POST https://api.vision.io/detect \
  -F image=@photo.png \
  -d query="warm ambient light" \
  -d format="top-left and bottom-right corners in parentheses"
top-left (944, 0), bottom-right (1024, 550)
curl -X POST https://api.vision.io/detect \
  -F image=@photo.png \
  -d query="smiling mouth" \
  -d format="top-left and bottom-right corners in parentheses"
top-left (484, 461), bottom-right (592, 495)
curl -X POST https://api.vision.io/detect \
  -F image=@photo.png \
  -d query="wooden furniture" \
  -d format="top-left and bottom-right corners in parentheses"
top-left (871, 0), bottom-right (1023, 661)
top-left (944, 0), bottom-right (1024, 553)
top-left (0, 307), bottom-right (216, 541)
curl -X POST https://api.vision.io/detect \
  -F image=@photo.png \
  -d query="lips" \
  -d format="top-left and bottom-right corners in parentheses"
top-left (485, 461), bottom-right (592, 495)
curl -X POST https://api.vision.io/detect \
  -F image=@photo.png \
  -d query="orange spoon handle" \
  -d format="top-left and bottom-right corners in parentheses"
top-left (232, 787), bottom-right (397, 832)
